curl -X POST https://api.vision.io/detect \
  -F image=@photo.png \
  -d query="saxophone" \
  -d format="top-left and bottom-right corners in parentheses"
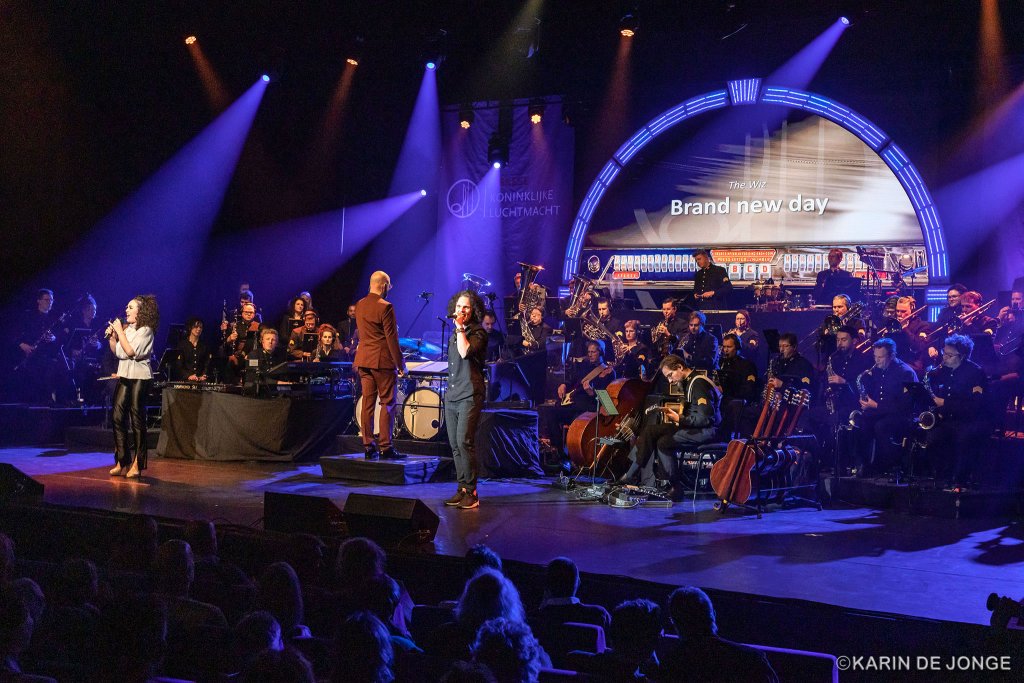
top-left (848, 368), bottom-right (869, 428)
top-left (917, 365), bottom-right (940, 430)
top-left (824, 355), bottom-right (836, 415)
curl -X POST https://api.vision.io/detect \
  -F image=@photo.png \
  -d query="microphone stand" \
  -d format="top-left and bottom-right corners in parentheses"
top-left (405, 293), bottom-right (432, 337)
top-left (437, 317), bottom-right (451, 361)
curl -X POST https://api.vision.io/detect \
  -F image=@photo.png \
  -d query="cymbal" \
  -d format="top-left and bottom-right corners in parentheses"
top-left (399, 337), bottom-right (442, 358)
top-left (461, 272), bottom-right (492, 291)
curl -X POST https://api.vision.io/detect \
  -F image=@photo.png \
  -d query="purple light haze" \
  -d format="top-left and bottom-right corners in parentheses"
top-left (363, 67), bottom-right (441, 336)
top-left (41, 77), bottom-right (268, 328)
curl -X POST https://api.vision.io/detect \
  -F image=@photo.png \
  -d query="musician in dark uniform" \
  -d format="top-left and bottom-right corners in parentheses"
top-left (692, 249), bottom-right (732, 309)
top-left (921, 334), bottom-right (991, 489)
top-left (618, 355), bottom-right (721, 497)
top-left (935, 283), bottom-right (967, 328)
top-left (678, 311), bottom-right (719, 372)
top-left (244, 328), bottom-right (288, 395)
top-left (823, 326), bottom-right (868, 420)
top-left (65, 294), bottom-right (106, 404)
top-left (544, 342), bottom-right (615, 458)
top-left (958, 291), bottom-right (997, 336)
top-left (481, 311), bottom-right (506, 362)
top-left (173, 317), bottom-right (211, 381)
top-left (618, 320), bottom-right (652, 380)
top-left (16, 288), bottom-right (65, 403)
top-left (817, 295), bottom-right (864, 358)
top-left (891, 296), bottom-right (930, 376)
top-left (651, 298), bottom-right (688, 350)
top-left (222, 302), bottom-right (259, 382)
top-left (594, 298), bottom-right (623, 341)
top-left (288, 310), bottom-right (320, 360)
top-left (813, 248), bottom-right (856, 303)
top-left (511, 307), bottom-right (551, 355)
top-left (444, 290), bottom-right (489, 510)
top-left (853, 338), bottom-right (917, 477)
top-left (718, 333), bottom-right (759, 438)
top-left (729, 309), bottom-right (764, 374)
top-left (768, 332), bottom-right (815, 394)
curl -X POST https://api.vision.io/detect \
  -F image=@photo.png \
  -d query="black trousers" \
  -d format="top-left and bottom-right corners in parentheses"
top-left (445, 394), bottom-right (483, 490)
top-left (627, 422), bottom-right (718, 486)
top-left (112, 378), bottom-right (151, 469)
top-left (857, 412), bottom-right (909, 474)
top-left (925, 418), bottom-right (991, 485)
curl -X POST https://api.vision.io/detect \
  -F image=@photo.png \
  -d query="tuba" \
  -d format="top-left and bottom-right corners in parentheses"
top-left (515, 262), bottom-right (546, 349)
top-left (564, 275), bottom-right (595, 319)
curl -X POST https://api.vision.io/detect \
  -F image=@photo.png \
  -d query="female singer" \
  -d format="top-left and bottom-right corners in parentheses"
top-left (107, 295), bottom-right (158, 479)
top-left (312, 324), bottom-right (344, 362)
top-left (730, 308), bottom-right (765, 374)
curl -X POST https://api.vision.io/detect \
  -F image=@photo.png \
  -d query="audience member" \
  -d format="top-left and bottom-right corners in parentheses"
top-left (9, 578), bottom-right (45, 628)
top-left (568, 598), bottom-right (662, 680)
top-left (232, 610), bottom-right (283, 674)
top-left (361, 574), bottom-right (422, 653)
top-left (151, 539), bottom-right (228, 630)
top-left (441, 544), bottom-right (504, 608)
top-left (327, 537), bottom-right (412, 635)
top-left (0, 585), bottom-right (53, 681)
top-left (257, 561), bottom-right (310, 638)
top-left (53, 558), bottom-right (99, 612)
top-left (28, 560), bottom-right (100, 675)
top-left (330, 611), bottom-right (394, 683)
top-left (108, 515), bottom-right (159, 572)
top-left (532, 557), bottom-right (610, 631)
top-left (241, 646), bottom-right (316, 683)
top-left (186, 519), bottom-right (254, 624)
top-left (472, 617), bottom-right (545, 683)
top-left (660, 586), bottom-right (777, 683)
top-left (441, 660), bottom-right (499, 683)
top-left (93, 593), bottom-right (169, 682)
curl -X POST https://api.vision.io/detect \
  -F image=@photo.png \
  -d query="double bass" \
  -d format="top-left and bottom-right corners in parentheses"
top-left (566, 377), bottom-right (652, 474)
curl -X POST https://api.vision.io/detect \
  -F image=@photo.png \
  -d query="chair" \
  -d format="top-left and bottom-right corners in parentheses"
top-left (531, 621), bottom-right (605, 669)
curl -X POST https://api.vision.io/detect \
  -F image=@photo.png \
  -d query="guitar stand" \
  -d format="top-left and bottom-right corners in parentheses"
top-left (712, 439), bottom-right (769, 519)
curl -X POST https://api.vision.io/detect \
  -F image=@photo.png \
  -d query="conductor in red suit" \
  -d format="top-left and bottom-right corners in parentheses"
top-left (354, 271), bottom-right (407, 460)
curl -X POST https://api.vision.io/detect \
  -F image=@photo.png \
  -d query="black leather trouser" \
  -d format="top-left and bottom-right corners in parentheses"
top-left (112, 378), bottom-right (150, 469)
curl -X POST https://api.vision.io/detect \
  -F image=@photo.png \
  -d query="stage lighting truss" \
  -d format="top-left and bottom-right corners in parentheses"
top-left (459, 106), bottom-right (475, 130)
top-left (528, 98), bottom-right (545, 125)
top-left (488, 133), bottom-right (510, 168)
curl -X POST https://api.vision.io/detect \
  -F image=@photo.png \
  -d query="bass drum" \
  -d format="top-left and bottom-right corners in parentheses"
top-left (355, 386), bottom-right (406, 439)
top-left (401, 386), bottom-right (445, 441)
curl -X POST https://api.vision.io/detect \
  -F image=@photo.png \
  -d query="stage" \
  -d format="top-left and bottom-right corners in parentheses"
top-left (2, 445), bottom-right (1021, 629)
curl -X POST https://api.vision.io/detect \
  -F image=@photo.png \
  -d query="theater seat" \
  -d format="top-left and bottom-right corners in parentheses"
top-left (531, 621), bottom-right (605, 669)
top-left (656, 633), bottom-right (838, 682)
top-left (539, 668), bottom-right (587, 681)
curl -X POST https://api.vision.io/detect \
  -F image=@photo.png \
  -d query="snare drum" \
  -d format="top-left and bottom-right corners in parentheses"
top-left (401, 386), bottom-right (445, 441)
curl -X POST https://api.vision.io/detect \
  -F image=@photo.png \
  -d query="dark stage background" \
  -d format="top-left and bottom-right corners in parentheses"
top-left (2, 1), bottom-right (1024, 344)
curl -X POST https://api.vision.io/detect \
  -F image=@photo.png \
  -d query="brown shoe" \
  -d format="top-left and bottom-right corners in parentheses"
top-left (444, 489), bottom-right (465, 506)
top-left (457, 490), bottom-right (479, 509)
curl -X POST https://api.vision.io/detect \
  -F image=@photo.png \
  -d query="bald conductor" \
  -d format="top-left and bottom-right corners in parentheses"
top-left (354, 271), bottom-right (407, 460)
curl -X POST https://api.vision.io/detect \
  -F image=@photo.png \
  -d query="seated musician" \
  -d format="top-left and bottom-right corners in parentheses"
top-left (173, 317), bottom-right (211, 381)
top-left (729, 309), bottom-right (764, 374)
top-left (278, 296), bottom-right (307, 342)
top-left (337, 303), bottom-right (359, 359)
top-left (287, 309), bottom-right (320, 360)
top-left (935, 283), bottom-right (967, 329)
top-left (238, 289), bottom-right (263, 323)
top-left (481, 311), bottom-right (506, 362)
top-left (852, 338), bottom-right (917, 477)
top-left (594, 298), bottom-right (623, 340)
top-left (618, 355), bottom-right (722, 496)
top-left (768, 332), bottom-right (814, 394)
top-left (651, 297), bottom-right (688, 350)
top-left (618, 320), bottom-right (652, 380)
top-left (921, 334), bottom-right (991, 490)
top-left (958, 291), bottom-right (997, 336)
top-left (244, 328), bottom-right (288, 395)
top-left (823, 326), bottom-right (869, 421)
top-left (817, 294), bottom-right (865, 358)
top-left (312, 324), bottom-right (344, 362)
top-left (678, 311), bottom-right (719, 372)
top-left (222, 302), bottom-right (259, 378)
top-left (891, 295), bottom-right (930, 376)
top-left (66, 294), bottom-right (106, 403)
top-left (993, 289), bottom-right (1023, 390)
top-left (545, 341), bottom-right (615, 457)
top-left (718, 333), bottom-right (759, 438)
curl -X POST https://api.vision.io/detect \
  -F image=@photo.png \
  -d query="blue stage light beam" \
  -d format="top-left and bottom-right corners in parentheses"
top-left (363, 65), bottom-right (442, 336)
top-left (44, 76), bottom-right (268, 328)
top-left (767, 17), bottom-right (849, 90)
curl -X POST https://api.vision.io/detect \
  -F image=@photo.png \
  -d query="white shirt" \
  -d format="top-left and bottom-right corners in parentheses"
top-left (116, 324), bottom-right (154, 379)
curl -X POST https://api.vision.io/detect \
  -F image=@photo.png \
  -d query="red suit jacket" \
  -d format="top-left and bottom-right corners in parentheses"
top-left (354, 292), bottom-right (405, 371)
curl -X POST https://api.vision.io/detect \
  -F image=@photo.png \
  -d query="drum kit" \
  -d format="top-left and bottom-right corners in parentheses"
top-left (353, 361), bottom-right (449, 443)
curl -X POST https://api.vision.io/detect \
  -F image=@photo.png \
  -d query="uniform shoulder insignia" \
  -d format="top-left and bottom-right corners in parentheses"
top-left (801, 377), bottom-right (811, 384)
top-left (746, 374), bottom-right (756, 382)
top-left (697, 397), bottom-right (708, 405)
top-left (972, 386), bottom-right (984, 394)
top-left (638, 354), bottom-right (646, 360)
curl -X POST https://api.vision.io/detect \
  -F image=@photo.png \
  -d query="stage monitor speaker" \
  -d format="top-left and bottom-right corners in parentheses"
top-left (0, 464), bottom-right (44, 500)
top-left (264, 491), bottom-right (345, 537)
top-left (343, 493), bottom-right (439, 546)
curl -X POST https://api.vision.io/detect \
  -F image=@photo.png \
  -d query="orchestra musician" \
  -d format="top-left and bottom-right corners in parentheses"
top-left (66, 294), bottom-right (106, 403)
top-left (516, 306), bottom-right (552, 354)
top-left (718, 333), bottom-right (759, 438)
top-left (16, 289), bottom-right (63, 404)
top-left (678, 311), bottom-right (719, 372)
top-left (337, 303), bottom-right (359, 360)
top-left (768, 332), bottom-right (814, 394)
top-left (934, 283), bottom-right (967, 328)
top-left (618, 320), bottom-right (652, 380)
top-left (618, 355), bottom-right (722, 497)
top-left (173, 317), bottom-right (211, 381)
top-left (728, 309), bottom-right (763, 372)
top-left (813, 248), bottom-right (856, 303)
top-left (920, 334), bottom-right (990, 490)
top-left (823, 326), bottom-right (868, 419)
top-left (354, 271), bottom-right (407, 461)
top-left (444, 290), bottom-right (489, 510)
top-left (108, 295), bottom-right (158, 480)
top-left (278, 296), bottom-right (307, 342)
top-left (312, 324), bottom-right (344, 362)
top-left (957, 291), bottom-right (997, 336)
top-left (237, 289), bottom-right (263, 323)
top-left (546, 341), bottom-right (616, 457)
top-left (223, 302), bottom-right (259, 381)
top-left (691, 249), bottom-right (732, 309)
top-left (594, 298), bottom-right (623, 341)
top-left (817, 294), bottom-right (865, 358)
top-left (852, 338), bottom-right (916, 477)
top-left (481, 311), bottom-right (506, 363)
top-left (651, 298), bottom-right (688, 350)
top-left (244, 327), bottom-right (289, 395)
top-left (892, 296), bottom-right (930, 375)
top-left (287, 309), bottom-right (320, 360)
top-left (994, 289), bottom-right (1023, 384)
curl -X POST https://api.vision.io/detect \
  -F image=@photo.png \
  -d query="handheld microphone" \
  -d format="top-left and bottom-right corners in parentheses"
top-left (104, 318), bottom-right (122, 339)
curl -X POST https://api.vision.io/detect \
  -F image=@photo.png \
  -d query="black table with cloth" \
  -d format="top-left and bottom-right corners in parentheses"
top-left (157, 388), bottom-right (350, 461)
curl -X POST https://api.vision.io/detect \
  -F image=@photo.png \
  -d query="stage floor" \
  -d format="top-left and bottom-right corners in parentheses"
top-left (1, 446), bottom-right (1022, 628)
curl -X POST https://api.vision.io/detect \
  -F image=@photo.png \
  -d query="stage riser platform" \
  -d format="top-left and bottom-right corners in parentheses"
top-left (320, 453), bottom-right (453, 485)
top-left (0, 404), bottom-right (107, 447)
top-left (822, 476), bottom-right (1024, 518)
top-left (335, 434), bottom-right (452, 458)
